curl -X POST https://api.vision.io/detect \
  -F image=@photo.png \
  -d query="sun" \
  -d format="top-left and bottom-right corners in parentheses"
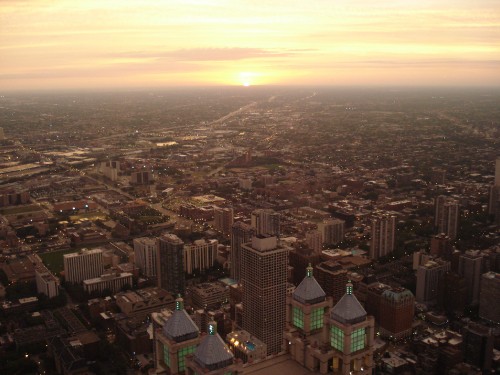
top-left (239, 71), bottom-right (256, 87)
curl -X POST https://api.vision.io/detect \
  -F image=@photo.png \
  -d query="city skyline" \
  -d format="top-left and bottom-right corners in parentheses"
top-left (1, 0), bottom-right (499, 91)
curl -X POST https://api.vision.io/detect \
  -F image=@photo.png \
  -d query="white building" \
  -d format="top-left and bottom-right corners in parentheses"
top-left (83, 272), bottom-right (132, 294)
top-left (319, 218), bottom-right (345, 246)
top-left (63, 248), bottom-right (104, 284)
top-left (184, 239), bottom-right (218, 275)
top-left (35, 269), bottom-right (59, 298)
top-left (370, 213), bottom-right (396, 259)
top-left (133, 237), bottom-right (158, 277)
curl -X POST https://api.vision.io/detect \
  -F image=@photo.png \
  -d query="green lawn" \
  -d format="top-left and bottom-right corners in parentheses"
top-left (39, 248), bottom-right (77, 276)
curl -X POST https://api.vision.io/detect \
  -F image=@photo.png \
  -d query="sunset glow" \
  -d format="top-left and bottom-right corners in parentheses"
top-left (1, 0), bottom-right (499, 90)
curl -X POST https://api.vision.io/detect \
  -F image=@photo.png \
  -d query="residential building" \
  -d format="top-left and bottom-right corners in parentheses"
top-left (157, 234), bottom-right (185, 295)
top-left (133, 237), bottom-right (158, 277)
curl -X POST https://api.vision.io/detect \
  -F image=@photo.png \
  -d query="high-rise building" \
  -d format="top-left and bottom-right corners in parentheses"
top-left (0, 127), bottom-right (5, 140)
top-left (63, 248), bottom-right (104, 284)
top-left (369, 213), bottom-right (396, 259)
top-left (305, 230), bottom-right (323, 253)
top-left (479, 272), bottom-right (500, 323)
top-left (434, 195), bottom-right (459, 239)
top-left (154, 297), bottom-right (201, 375)
top-left (458, 250), bottom-right (484, 305)
top-left (416, 259), bottom-right (450, 305)
top-left (35, 269), bottom-right (59, 299)
top-left (315, 260), bottom-right (349, 305)
top-left (462, 323), bottom-right (494, 373)
top-left (183, 239), bottom-right (218, 275)
top-left (83, 272), bottom-right (133, 294)
top-left (251, 209), bottom-right (280, 237)
top-left (319, 219), bottom-right (345, 246)
top-left (437, 271), bottom-right (466, 315)
top-left (133, 237), bottom-right (158, 277)
top-left (430, 233), bottom-right (453, 260)
top-left (157, 234), bottom-right (185, 295)
top-left (379, 287), bottom-right (415, 340)
top-left (241, 235), bottom-right (289, 355)
top-left (213, 207), bottom-right (234, 236)
top-left (230, 221), bottom-right (255, 282)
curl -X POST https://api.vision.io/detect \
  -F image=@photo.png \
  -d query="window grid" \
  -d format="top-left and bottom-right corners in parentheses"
top-left (330, 326), bottom-right (344, 351)
top-left (351, 328), bottom-right (366, 353)
top-left (311, 307), bottom-right (324, 330)
top-left (163, 344), bottom-right (170, 369)
top-left (177, 345), bottom-right (196, 371)
top-left (292, 306), bottom-right (304, 329)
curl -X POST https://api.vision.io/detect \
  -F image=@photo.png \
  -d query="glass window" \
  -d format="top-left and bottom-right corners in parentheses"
top-left (311, 307), bottom-right (324, 330)
top-left (177, 345), bottom-right (196, 371)
top-left (292, 306), bottom-right (304, 329)
top-left (163, 344), bottom-right (170, 369)
top-left (350, 328), bottom-right (366, 353)
top-left (330, 326), bottom-right (344, 351)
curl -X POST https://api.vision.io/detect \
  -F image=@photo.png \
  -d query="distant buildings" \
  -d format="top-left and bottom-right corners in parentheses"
top-left (369, 213), bottom-right (396, 259)
top-left (63, 248), bottom-right (104, 284)
top-left (241, 235), bottom-right (289, 355)
top-left (157, 234), bottom-right (185, 295)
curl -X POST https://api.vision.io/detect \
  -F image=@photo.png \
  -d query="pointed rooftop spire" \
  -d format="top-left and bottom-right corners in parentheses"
top-left (346, 281), bottom-right (353, 295)
top-left (306, 263), bottom-right (314, 278)
top-left (175, 295), bottom-right (184, 311)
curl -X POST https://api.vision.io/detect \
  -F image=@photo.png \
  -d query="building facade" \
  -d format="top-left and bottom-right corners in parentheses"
top-left (63, 248), bottom-right (104, 284)
top-left (230, 221), bottom-right (255, 282)
top-left (319, 219), bottom-right (345, 246)
top-left (133, 237), bottom-right (158, 277)
top-left (369, 213), bottom-right (396, 259)
top-left (157, 233), bottom-right (185, 295)
top-left (241, 235), bottom-right (289, 355)
top-left (184, 239), bottom-right (218, 275)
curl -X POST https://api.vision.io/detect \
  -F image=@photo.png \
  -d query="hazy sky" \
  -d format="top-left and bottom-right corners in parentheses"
top-left (1, 0), bottom-right (499, 90)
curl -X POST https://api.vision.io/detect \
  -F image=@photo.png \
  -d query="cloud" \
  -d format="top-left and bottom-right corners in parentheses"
top-left (105, 47), bottom-right (310, 62)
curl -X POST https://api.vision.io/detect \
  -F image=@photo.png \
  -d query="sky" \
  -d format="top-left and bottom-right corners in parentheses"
top-left (1, 0), bottom-right (499, 90)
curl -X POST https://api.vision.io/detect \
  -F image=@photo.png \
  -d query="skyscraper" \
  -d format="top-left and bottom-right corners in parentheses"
top-left (434, 195), bottom-right (459, 239)
top-left (251, 209), bottom-right (280, 237)
top-left (230, 221), bottom-right (255, 282)
top-left (370, 213), bottom-right (396, 259)
top-left (157, 234), bottom-right (185, 295)
top-left (241, 235), bottom-right (289, 355)
top-left (63, 248), bottom-right (104, 284)
top-left (133, 237), bottom-right (158, 277)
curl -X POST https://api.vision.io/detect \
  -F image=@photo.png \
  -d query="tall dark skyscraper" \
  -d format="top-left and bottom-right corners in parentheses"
top-left (241, 235), bottom-right (289, 355)
top-left (230, 221), bottom-right (255, 282)
top-left (157, 233), bottom-right (185, 295)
